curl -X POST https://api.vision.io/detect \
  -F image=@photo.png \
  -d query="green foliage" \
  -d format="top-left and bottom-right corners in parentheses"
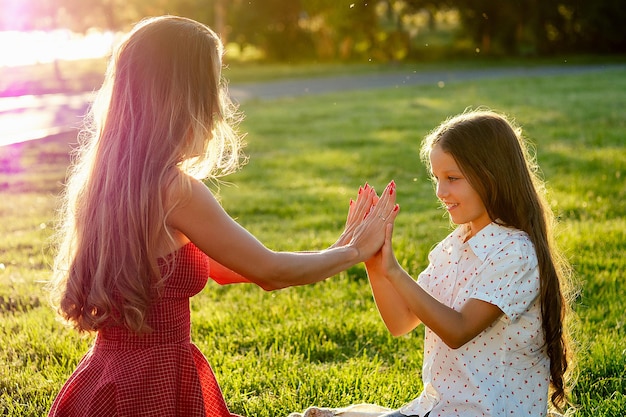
top-left (1, 66), bottom-right (625, 416)
top-left (3, 0), bottom-right (625, 59)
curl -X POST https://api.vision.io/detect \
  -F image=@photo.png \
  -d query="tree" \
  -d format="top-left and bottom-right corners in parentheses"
top-left (299, 1), bottom-right (381, 61)
top-left (225, 0), bottom-right (315, 61)
top-left (3, 0), bottom-right (624, 62)
top-left (452, 0), bottom-right (626, 56)
top-left (565, 0), bottom-right (626, 53)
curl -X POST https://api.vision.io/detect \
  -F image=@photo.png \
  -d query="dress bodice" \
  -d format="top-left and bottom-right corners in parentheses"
top-left (98, 242), bottom-right (210, 347)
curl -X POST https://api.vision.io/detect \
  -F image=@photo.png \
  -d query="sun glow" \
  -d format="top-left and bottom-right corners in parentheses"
top-left (0, 29), bottom-right (116, 68)
top-left (0, 29), bottom-right (117, 147)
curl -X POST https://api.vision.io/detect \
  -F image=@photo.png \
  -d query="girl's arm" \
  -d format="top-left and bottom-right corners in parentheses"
top-left (374, 224), bottom-right (503, 348)
top-left (168, 177), bottom-right (398, 291)
top-left (386, 267), bottom-right (503, 348)
top-left (366, 249), bottom-right (421, 336)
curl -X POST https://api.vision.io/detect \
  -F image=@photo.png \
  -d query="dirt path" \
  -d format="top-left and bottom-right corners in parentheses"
top-left (228, 63), bottom-right (626, 102)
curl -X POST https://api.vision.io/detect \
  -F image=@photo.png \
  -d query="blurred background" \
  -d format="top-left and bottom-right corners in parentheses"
top-left (2, 0), bottom-right (625, 69)
top-left (1, 0), bottom-right (625, 145)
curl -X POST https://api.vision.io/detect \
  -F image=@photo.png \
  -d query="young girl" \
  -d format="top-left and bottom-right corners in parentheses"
top-left (364, 110), bottom-right (575, 416)
top-left (48, 16), bottom-right (398, 417)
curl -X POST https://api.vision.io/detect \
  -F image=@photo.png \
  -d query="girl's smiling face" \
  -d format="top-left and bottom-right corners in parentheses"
top-left (429, 144), bottom-right (492, 237)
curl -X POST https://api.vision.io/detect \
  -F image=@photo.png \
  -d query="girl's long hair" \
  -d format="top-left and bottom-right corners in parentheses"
top-left (420, 109), bottom-right (576, 411)
top-left (50, 16), bottom-right (244, 334)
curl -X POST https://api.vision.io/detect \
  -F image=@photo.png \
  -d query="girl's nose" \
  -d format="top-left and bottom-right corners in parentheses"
top-left (436, 181), bottom-right (448, 199)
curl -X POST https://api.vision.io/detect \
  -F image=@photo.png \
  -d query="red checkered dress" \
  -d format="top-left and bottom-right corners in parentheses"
top-left (49, 243), bottom-right (242, 417)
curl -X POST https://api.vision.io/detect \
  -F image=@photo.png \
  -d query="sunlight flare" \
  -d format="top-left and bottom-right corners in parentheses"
top-left (0, 29), bottom-right (116, 68)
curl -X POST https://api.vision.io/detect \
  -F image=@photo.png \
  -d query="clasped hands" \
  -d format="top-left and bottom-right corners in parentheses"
top-left (332, 181), bottom-right (399, 264)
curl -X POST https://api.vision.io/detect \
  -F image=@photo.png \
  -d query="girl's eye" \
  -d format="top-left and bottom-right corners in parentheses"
top-left (448, 176), bottom-right (459, 182)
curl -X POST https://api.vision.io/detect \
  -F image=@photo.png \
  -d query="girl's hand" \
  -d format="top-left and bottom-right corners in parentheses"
top-left (379, 222), bottom-right (402, 277)
top-left (365, 220), bottom-right (400, 281)
top-left (330, 183), bottom-right (377, 249)
top-left (364, 221), bottom-right (422, 337)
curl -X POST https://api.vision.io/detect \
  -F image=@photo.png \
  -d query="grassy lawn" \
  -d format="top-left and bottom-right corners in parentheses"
top-left (1, 66), bottom-right (625, 416)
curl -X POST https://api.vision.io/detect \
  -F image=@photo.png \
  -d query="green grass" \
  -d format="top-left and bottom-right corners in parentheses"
top-left (1, 66), bottom-right (625, 416)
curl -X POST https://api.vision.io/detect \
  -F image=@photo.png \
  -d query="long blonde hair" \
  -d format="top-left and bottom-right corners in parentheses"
top-left (420, 109), bottom-right (577, 411)
top-left (50, 16), bottom-right (244, 334)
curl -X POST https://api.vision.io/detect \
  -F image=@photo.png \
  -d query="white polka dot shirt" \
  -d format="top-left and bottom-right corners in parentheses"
top-left (400, 222), bottom-right (549, 417)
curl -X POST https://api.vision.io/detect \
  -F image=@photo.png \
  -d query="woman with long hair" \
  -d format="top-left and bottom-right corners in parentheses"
top-left (48, 15), bottom-right (398, 417)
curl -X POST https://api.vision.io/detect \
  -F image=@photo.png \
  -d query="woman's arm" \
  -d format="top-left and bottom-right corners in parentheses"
top-left (207, 257), bottom-right (251, 285)
top-left (168, 177), bottom-right (398, 291)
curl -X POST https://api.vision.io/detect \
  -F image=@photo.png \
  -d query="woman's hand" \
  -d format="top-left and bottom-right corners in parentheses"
top-left (330, 183), bottom-right (377, 249)
top-left (347, 181), bottom-right (399, 262)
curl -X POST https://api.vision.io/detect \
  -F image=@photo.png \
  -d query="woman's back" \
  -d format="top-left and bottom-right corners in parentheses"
top-left (48, 243), bottom-right (236, 417)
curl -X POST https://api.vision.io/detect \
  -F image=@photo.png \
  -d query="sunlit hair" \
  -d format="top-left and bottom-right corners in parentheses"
top-left (420, 109), bottom-right (577, 412)
top-left (50, 16), bottom-right (244, 334)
